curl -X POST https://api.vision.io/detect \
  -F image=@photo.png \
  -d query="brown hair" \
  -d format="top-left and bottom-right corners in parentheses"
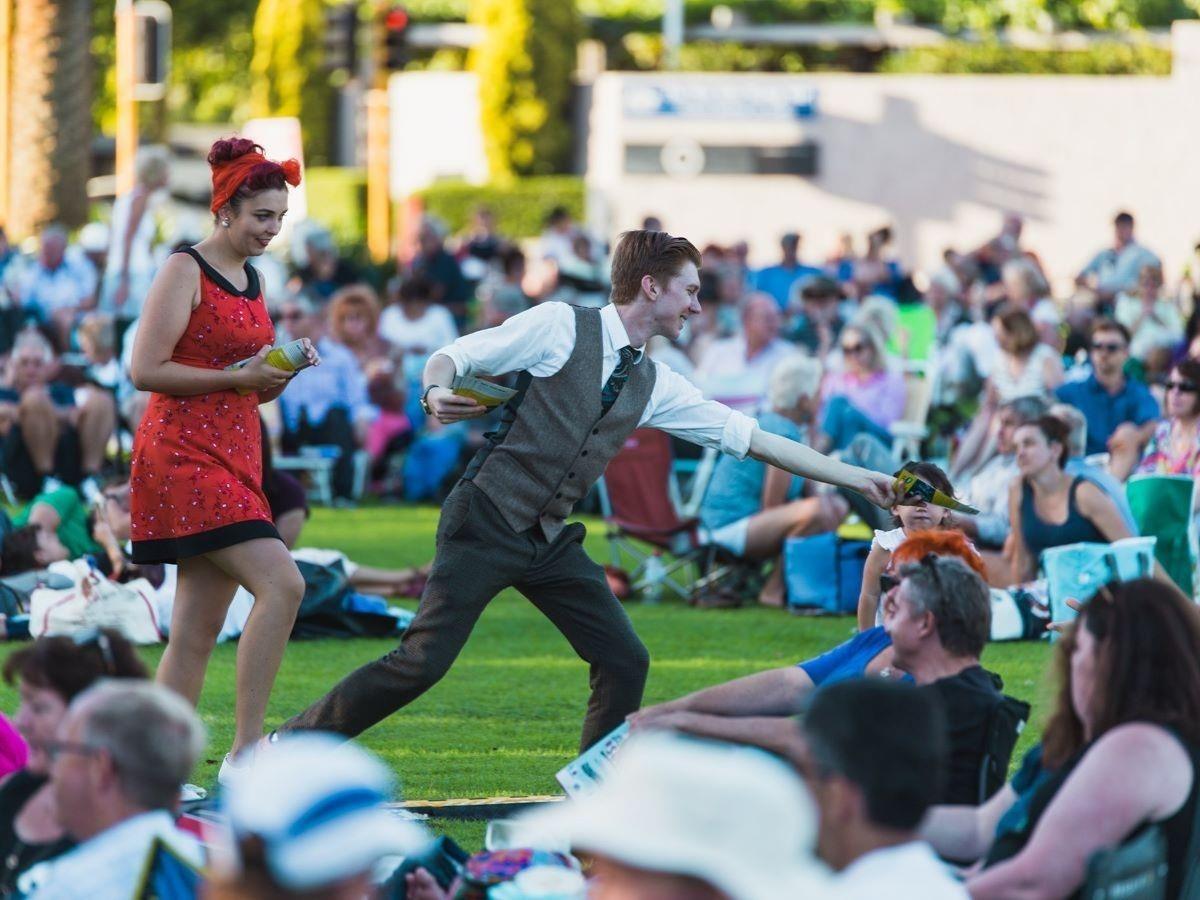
top-left (1021, 414), bottom-right (1071, 469)
top-left (0, 526), bottom-right (40, 577)
top-left (327, 285), bottom-right (380, 342)
top-left (1043, 579), bottom-right (1200, 768)
top-left (997, 307), bottom-right (1038, 357)
top-left (3, 630), bottom-right (148, 702)
top-left (609, 230), bottom-right (701, 306)
top-left (1171, 359), bottom-right (1200, 417)
top-left (1089, 317), bottom-right (1132, 347)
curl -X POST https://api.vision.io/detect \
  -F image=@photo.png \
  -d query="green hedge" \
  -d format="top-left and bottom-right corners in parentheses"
top-left (417, 177), bottom-right (585, 238)
top-left (305, 167), bottom-right (368, 249)
top-left (881, 41), bottom-right (1172, 75)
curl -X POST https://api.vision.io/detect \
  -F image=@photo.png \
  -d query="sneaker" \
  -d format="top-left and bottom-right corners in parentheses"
top-left (217, 752), bottom-right (243, 788)
top-left (79, 476), bottom-right (101, 506)
top-left (180, 783), bottom-right (207, 802)
top-left (40, 475), bottom-right (64, 495)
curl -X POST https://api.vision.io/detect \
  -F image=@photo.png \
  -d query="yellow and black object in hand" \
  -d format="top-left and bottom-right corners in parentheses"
top-left (893, 468), bottom-right (980, 516)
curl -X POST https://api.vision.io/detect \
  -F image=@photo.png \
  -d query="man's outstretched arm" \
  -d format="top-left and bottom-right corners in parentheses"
top-left (748, 426), bottom-right (902, 510)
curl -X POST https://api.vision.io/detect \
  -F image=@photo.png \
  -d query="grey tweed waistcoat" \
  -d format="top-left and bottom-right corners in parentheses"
top-left (466, 305), bottom-right (657, 541)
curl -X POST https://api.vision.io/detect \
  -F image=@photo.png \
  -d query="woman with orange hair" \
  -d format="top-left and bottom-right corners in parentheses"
top-left (129, 138), bottom-right (319, 781)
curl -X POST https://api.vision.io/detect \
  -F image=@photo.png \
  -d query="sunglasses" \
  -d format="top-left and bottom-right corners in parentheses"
top-left (879, 573), bottom-right (900, 594)
top-left (72, 628), bottom-right (116, 675)
top-left (1166, 380), bottom-right (1199, 394)
top-left (279, 310), bottom-right (304, 321)
top-left (841, 342), bottom-right (869, 355)
top-left (35, 738), bottom-right (102, 762)
top-left (1091, 341), bottom-right (1127, 354)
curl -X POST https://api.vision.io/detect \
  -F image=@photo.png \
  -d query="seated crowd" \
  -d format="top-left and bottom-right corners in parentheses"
top-left (3, 177), bottom-right (1200, 896)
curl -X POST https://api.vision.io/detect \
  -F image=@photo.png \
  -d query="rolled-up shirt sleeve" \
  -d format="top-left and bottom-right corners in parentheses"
top-left (640, 361), bottom-right (757, 459)
top-left (436, 301), bottom-right (572, 379)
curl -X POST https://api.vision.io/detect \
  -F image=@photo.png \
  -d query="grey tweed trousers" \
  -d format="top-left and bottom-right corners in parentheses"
top-left (281, 480), bottom-right (650, 751)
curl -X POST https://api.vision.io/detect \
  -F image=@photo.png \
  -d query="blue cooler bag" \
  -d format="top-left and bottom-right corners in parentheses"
top-left (785, 533), bottom-right (870, 614)
top-left (1041, 536), bottom-right (1156, 635)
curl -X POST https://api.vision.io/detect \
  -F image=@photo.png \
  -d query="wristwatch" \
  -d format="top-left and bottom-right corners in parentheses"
top-left (419, 385), bottom-right (440, 416)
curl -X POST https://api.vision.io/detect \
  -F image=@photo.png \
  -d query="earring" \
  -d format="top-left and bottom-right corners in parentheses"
top-left (222, 220), bottom-right (230, 228)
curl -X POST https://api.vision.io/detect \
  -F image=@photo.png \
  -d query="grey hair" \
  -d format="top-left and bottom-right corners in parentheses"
top-left (40, 224), bottom-right (67, 243)
top-left (12, 329), bottom-right (54, 363)
top-left (768, 354), bottom-right (823, 413)
top-left (135, 146), bottom-right (170, 187)
top-left (1001, 257), bottom-right (1048, 297)
top-left (74, 681), bottom-right (206, 812)
top-left (419, 215), bottom-right (448, 240)
top-left (897, 556), bottom-right (991, 659)
top-left (1001, 395), bottom-right (1051, 425)
top-left (1049, 403), bottom-right (1087, 458)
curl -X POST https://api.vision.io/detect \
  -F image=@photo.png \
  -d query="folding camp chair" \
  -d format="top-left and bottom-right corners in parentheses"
top-left (889, 364), bottom-right (935, 463)
top-left (597, 429), bottom-right (741, 602)
top-left (1126, 474), bottom-right (1198, 599)
top-left (977, 694), bottom-right (1031, 803)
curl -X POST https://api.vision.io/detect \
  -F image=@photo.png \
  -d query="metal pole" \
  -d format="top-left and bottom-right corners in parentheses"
top-left (663, 0), bottom-right (684, 70)
top-left (365, 88), bottom-right (390, 264)
top-left (0, 0), bottom-right (11, 226)
top-left (115, 0), bottom-right (138, 195)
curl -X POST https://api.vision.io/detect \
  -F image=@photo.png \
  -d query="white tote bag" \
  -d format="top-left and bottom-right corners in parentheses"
top-left (29, 560), bottom-right (163, 645)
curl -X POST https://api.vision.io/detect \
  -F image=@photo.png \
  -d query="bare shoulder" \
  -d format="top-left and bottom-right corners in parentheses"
top-left (1073, 478), bottom-right (1111, 511)
top-left (1087, 722), bottom-right (1191, 772)
top-left (151, 252), bottom-right (202, 307)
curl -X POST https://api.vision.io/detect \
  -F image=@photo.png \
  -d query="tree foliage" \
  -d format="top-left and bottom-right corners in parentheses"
top-left (468, 0), bottom-right (582, 179)
top-left (250, 0), bottom-right (334, 165)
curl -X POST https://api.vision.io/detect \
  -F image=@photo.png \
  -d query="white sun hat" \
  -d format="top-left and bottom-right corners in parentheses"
top-left (516, 731), bottom-right (831, 900)
top-left (222, 732), bottom-right (429, 891)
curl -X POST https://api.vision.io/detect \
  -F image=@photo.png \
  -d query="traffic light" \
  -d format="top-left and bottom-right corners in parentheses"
top-left (323, 3), bottom-right (358, 74)
top-left (382, 6), bottom-right (409, 70)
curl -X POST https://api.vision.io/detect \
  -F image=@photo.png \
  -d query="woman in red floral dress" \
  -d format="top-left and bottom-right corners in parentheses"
top-left (129, 138), bottom-right (319, 778)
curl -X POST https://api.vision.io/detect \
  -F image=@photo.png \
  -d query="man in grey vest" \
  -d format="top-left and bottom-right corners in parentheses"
top-left (281, 231), bottom-right (900, 750)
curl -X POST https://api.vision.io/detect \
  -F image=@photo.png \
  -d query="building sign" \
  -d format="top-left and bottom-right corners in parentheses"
top-left (622, 80), bottom-right (818, 120)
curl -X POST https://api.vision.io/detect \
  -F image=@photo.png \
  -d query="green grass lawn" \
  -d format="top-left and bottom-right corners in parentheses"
top-left (0, 505), bottom-right (1058, 849)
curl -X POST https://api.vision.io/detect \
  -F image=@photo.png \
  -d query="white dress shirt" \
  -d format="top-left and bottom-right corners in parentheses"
top-left (835, 841), bottom-right (969, 900)
top-left (24, 810), bottom-right (203, 900)
top-left (437, 301), bottom-right (756, 460)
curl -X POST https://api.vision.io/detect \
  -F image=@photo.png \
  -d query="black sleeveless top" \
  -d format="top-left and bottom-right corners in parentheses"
top-left (985, 730), bottom-right (1200, 899)
top-left (0, 770), bottom-right (74, 897)
top-left (1020, 477), bottom-right (1105, 562)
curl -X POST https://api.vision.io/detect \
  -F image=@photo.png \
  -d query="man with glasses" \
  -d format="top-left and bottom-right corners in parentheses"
top-left (630, 554), bottom-right (1002, 805)
top-left (1055, 318), bottom-right (1158, 479)
top-left (22, 681), bottom-right (204, 899)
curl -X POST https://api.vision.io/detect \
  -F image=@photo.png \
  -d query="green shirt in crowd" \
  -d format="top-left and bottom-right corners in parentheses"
top-left (14, 487), bottom-right (102, 559)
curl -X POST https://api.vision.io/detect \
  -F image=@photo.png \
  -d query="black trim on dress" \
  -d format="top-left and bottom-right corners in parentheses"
top-left (174, 246), bottom-right (261, 299)
top-left (131, 518), bottom-right (282, 564)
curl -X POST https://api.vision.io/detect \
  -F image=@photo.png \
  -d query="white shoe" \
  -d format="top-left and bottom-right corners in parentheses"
top-left (217, 752), bottom-right (244, 788)
top-left (180, 783), bottom-right (207, 802)
top-left (40, 475), bottom-right (64, 495)
top-left (79, 476), bottom-right (101, 506)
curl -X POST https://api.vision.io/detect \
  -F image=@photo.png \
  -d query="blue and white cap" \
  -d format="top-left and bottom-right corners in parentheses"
top-left (223, 732), bottom-right (429, 890)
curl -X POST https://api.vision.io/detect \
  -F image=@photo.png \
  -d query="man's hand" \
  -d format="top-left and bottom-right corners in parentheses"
top-left (425, 387), bottom-right (487, 424)
top-left (850, 468), bottom-right (906, 510)
top-left (626, 701), bottom-right (684, 731)
top-left (628, 708), bottom-right (699, 735)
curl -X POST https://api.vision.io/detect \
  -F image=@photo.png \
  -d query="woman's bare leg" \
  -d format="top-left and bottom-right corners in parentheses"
top-left (744, 495), bottom-right (850, 607)
top-left (206, 537), bottom-right (304, 755)
top-left (156, 555), bottom-right (239, 707)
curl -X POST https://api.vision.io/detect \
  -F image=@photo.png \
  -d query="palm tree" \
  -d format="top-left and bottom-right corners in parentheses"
top-left (8, 0), bottom-right (92, 238)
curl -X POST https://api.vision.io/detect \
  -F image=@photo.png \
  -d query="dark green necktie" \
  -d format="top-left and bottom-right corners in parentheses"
top-left (601, 345), bottom-right (637, 416)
